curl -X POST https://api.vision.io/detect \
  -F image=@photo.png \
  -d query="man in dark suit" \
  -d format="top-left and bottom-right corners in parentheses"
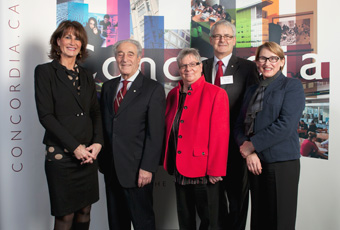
top-left (99, 39), bottom-right (165, 230)
top-left (202, 20), bottom-right (258, 230)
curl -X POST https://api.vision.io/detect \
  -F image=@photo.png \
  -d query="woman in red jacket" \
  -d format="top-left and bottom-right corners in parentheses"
top-left (163, 48), bottom-right (230, 230)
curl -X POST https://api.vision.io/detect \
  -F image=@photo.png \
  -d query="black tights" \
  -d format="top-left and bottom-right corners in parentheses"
top-left (54, 205), bottom-right (91, 230)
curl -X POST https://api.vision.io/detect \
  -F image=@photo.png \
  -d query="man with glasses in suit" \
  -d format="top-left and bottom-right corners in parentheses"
top-left (202, 20), bottom-right (259, 230)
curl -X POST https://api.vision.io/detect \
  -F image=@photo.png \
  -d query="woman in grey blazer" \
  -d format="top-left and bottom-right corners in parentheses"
top-left (235, 42), bottom-right (305, 230)
top-left (34, 20), bottom-right (103, 230)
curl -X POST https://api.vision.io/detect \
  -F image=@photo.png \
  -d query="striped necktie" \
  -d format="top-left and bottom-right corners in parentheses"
top-left (114, 80), bottom-right (129, 113)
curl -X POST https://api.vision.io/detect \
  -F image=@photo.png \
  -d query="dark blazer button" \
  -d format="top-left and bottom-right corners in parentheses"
top-left (180, 120), bottom-right (184, 123)
top-left (188, 92), bottom-right (192, 95)
top-left (202, 152), bottom-right (205, 155)
top-left (178, 135), bottom-right (182, 138)
top-left (178, 151), bottom-right (181, 154)
top-left (184, 106), bottom-right (188, 109)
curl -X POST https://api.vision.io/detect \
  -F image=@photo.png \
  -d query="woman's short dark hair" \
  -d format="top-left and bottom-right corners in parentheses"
top-left (49, 20), bottom-right (88, 62)
top-left (308, 131), bottom-right (317, 140)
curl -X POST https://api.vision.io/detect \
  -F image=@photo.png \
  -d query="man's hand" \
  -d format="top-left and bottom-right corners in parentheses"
top-left (208, 176), bottom-right (223, 184)
top-left (138, 169), bottom-right (152, 188)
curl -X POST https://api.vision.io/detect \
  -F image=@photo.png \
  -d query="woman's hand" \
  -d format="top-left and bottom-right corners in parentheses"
top-left (208, 176), bottom-right (223, 184)
top-left (240, 141), bottom-right (255, 158)
top-left (73, 144), bottom-right (95, 164)
top-left (93, 27), bottom-right (98, 34)
top-left (86, 143), bottom-right (102, 160)
top-left (246, 153), bottom-right (262, 175)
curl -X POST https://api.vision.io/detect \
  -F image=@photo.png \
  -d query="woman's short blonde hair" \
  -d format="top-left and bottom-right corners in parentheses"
top-left (255, 41), bottom-right (285, 69)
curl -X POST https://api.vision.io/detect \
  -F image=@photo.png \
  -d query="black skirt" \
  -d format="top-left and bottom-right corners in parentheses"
top-left (45, 145), bottom-right (99, 216)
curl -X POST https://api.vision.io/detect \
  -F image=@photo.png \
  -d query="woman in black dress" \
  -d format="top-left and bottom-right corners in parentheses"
top-left (34, 20), bottom-right (103, 230)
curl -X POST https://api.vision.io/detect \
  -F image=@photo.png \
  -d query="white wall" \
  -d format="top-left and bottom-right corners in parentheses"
top-left (295, 1), bottom-right (340, 229)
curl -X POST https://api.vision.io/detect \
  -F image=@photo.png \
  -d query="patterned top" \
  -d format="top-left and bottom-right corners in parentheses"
top-left (65, 64), bottom-right (81, 95)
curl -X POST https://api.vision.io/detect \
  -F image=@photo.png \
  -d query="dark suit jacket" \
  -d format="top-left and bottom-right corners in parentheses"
top-left (202, 55), bottom-right (258, 161)
top-left (34, 60), bottom-right (104, 152)
top-left (99, 72), bottom-right (166, 188)
top-left (234, 73), bottom-right (305, 163)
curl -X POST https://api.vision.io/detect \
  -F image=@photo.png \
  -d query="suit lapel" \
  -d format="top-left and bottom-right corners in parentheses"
top-left (78, 68), bottom-right (90, 111)
top-left (203, 58), bottom-right (214, 83)
top-left (53, 61), bottom-right (84, 110)
top-left (224, 55), bottom-right (239, 76)
top-left (107, 77), bottom-right (120, 116)
top-left (204, 56), bottom-right (239, 85)
top-left (115, 73), bottom-right (143, 116)
top-left (219, 55), bottom-right (239, 91)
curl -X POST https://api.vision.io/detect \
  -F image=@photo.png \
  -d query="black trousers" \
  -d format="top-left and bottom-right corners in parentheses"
top-left (219, 153), bottom-right (250, 230)
top-left (249, 159), bottom-right (300, 230)
top-left (104, 172), bottom-right (155, 230)
top-left (175, 182), bottom-right (221, 230)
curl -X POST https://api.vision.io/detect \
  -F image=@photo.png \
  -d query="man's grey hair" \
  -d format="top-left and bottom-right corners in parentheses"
top-left (113, 39), bottom-right (143, 57)
top-left (176, 48), bottom-right (202, 66)
top-left (209, 20), bottom-right (236, 37)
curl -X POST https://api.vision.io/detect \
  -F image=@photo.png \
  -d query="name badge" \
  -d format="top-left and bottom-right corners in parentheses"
top-left (221, 75), bottom-right (233, 85)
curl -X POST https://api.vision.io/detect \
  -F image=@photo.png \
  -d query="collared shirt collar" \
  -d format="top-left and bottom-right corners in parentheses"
top-left (212, 54), bottom-right (232, 84)
top-left (213, 53), bottom-right (232, 67)
top-left (116, 70), bottom-right (140, 94)
top-left (119, 70), bottom-right (140, 83)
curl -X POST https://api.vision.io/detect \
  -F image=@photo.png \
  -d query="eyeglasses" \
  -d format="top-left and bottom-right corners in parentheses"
top-left (211, 34), bottom-right (234, 40)
top-left (258, 56), bottom-right (280, 63)
top-left (179, 62), bottom-right (201, 70)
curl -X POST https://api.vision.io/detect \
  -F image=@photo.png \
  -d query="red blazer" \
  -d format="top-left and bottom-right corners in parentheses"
top-left (163, 76), bottom-right (230, 178)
